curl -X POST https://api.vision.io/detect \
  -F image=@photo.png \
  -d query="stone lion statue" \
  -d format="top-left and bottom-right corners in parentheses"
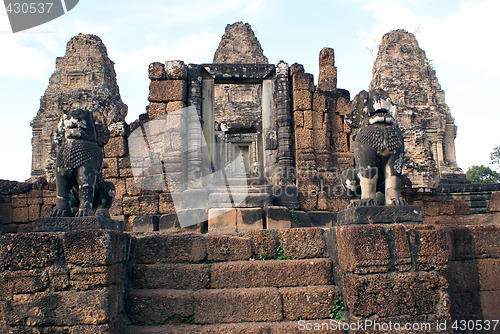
top-left (345, 89), bottom-right (406, 206)
top-left (51, 109), bottom-right (115, 217)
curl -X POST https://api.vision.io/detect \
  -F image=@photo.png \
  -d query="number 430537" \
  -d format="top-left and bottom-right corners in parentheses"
top-left (452, 319), bottom-right (498, 331)
top-left (6, 2), bottom-right (53, 14)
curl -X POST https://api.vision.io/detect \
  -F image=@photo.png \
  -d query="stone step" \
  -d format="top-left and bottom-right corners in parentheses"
top-left (131, 229), bottom-right (329, 264)
top-left (125, 285), bottom-right (339, 326)
top-left (124, 319), bottom-right (345, 334)
top-left (131, 258), bottom-right (332, 290)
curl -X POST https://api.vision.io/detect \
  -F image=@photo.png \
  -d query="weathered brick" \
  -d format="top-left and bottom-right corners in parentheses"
top-left (138, 195), bottom-right (159, 215)
top-left (104, 136), bottom-right (128, 158)
top-left (237, 208), bottom-right (263, 231)
top-left (276, 228), bottom-right (326, 259)
top-left (70, 265), bottom-right (125, 290)
top-left (411, 225), bottom-right (449, 271)
top-left (62, 230), bottom-right (128, 267)
top-left (133, 232), bottom-right (207, 264)
top-left (12, 206), bottom-right (28, 223)
top-left (293, 90), bottom-right (313, 111)
top-left (208, 208), bottom-right (237, 232)
top-left (477, 258), bottom-right (500, 291)
top-left (165, 60), bottom-right (187, 80)
top-left (126, 289), bottom-right (194, 325)
top-left (318, 65), bottom-right (337, 92)
top-left (487, 192), bottom-right (500, 212)
top-left (445, 260), bottom-right (480, 293)
top-left (480, 290), bottom-right (500, 321)
top-left (0, 233), bottom-right (60, 271)
top-left (102, 157), bottom-right (118, 179)
top-left (148, 80), bottom-right (187, 103)
top-left (148, 62), bottom-right (166, 80)
top-left (336, 225), bottom-right (391, 274)
top-left (207, 233), bottom-right (252, 262)
top-left (0, 269), bottom-right (49, 297)
top-left (4, 288), bottom-right (121, 326)
top-left (211, 258), bottom-right (333, 289)
top-left (342, 272), bottom-right (447, 318)
top-left (132, 263), bottom-right (210, 290)
top-left (281, 285), bottom-right (339, 320)
top-left (194, 287), bottom-right (282, 324)
top-left (292, 73), bottom-right (315, 92)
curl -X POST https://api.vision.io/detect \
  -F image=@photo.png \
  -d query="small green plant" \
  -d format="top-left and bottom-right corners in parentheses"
top-left (290, 207), bottom-right (302, 227)
top-left (276, 245), bottom-right (293, 260)
top-left (259, 252), bottom-right (268, 261)
top-left (267, 231), bottom-right (275, 238)
top-left (129, 206), bottom-right (137, 216)
top-left (328, 294), bottom-right (345, 320)
top-left (426, 59), bottom-right (434, 70)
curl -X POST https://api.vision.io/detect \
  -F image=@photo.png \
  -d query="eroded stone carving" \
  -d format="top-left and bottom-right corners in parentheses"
top-left (346, 89), bottom-right (406, 206)
top-left (51, 109), bottom-right (115, 217)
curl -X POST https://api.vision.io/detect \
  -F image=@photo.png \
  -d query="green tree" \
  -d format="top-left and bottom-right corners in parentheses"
top-left (490, 146), bottom-right (500, 166)
top-left (466, 165), bottom-right (500, 184)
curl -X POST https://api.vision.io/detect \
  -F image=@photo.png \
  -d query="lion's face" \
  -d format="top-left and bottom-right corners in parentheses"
top-left (60, 109), bottom-right (96, 141)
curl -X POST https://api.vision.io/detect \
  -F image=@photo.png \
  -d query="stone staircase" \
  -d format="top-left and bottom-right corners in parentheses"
top-left (123, 229), bottom-right (343, 333)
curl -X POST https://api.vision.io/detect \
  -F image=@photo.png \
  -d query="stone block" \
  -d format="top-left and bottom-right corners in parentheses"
top-left (165, 60), bottom-right (187, 80)
top-left (336, 205), bottom-right (422, 225)
top-left (122, 196), bottom-right (140, 216)
top-left (265, 206), bottom-right (291, 229)
top-left (308, 211), bottom-right (336, 228)
top-left (125, 178), bottom-right (141, 196)
top-left (303, 109), bottom-right (314, 129)
top-left (148, 62), bottom-right (166, 80)
top-left (132, 263), bottom-right (210, 290)
top-left (62, 230), bottom-right (128, 267)
top-left (4, 287), bottom-right (121, 326)
top-left (0, 203), bottom-right (13, 223)
top-left (176, 208), bottom-right (207, 229)
top-left (147, 102), bottom-right (167, 119)
top-left (12, 206), bottom-right (28, 223)
top-left (34, 216), bottom-right (122, 232)
top-left (245, 229), bottom-right (279, 259)
top-left (118, 157), bottom-right (133, 177)
top-left (104, 136), bottom-right (128, 158)
top-left (298, 191), bottom-right (317, 211)
top-left (318, 65), bottom-right (337, 92)
top-left (294, 110), bottom-right (304, 127)
top-left (487, 192), bottom-right (500, 212)
top-left (237, 208), bottom-right (263, 231)
top-left (126, 289), bottom-right (194, 326)
top-left (158, 213), bottom-right (179, 231)
top-left (28, 204), bottom-right (40, 221)
top-left (342, 272), bottom-right (447, 318)
top-left (480, 291), bottom-right (500, 321)
top-left (477, 258), bottom-right (500, 291)
top-left (207, 233), bottom-right (252, 262)
top-left (133, 215), bottom-right (159, 232)
top-left (158, 193), bottom-right (176, 214)
top-left (276, 228), bottom-right (326, 259)
top-left (293, 90), bottom-right (313, 111)
top-left (138, 195), bottom-right (159, 215)
top-left (336, 96), bottom-right (351, 116)
top-left (166, 101), bottom-right (187, 113)
top-left (10, 195), bottom-right (27, 208)
top-left (0, 269), bottom-right (49, 297)
top-left (70, 265), bottom-right (125, 290)
top-left (102, 158), bottom-right (118, 179)
top-left (272, 185), bottom-right (300, 208)
top-left (0, 233), bottom-right (60, 271)
top-left (336, 225), bottom-right (391, 274)
top-left (449, 291), bottom-right (482, 319)
top-left (292, 72), bottom-right (315, 92)
top-left (280, 285), bottom-right (339, 321)
top-left (469, 225), bottom-right (500, 258)
top-left (182, 189), bottom-right (210, 210)
top-left (133, 233), bottom-right (207, 264)
top-left (194, 287), bottom-right (282, 324)
top-left (148, 80), bottom-right (187, 103)
top-left (391, 224), bottom-right (412, 271)
top-left (445, 260), bottom-right (480, 293)
top-left (411, 225), bottom-right (449, 271)
top-left (211, 258), bottom-right (333, 289)
top-left (208, 208), bottom-right (237, 232)
top-left (319, 47), bottom-right (335, 67)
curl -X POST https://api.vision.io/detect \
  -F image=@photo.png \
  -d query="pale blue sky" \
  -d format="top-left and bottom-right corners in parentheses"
top-left (0, 0), bottom-right (499, 181)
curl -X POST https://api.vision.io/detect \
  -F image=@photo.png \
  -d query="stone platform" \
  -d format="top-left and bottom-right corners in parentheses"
top-left (337, 205), bottom-right (422, 225)
top-left (34, 216), bottom-right (123, 232)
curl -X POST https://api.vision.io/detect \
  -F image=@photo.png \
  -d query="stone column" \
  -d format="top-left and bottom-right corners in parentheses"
top-left (187, 65), bottom-right (204, 188)
top-left (275, 61), bottom-right (295, 184)
top-left (443, 122), bottom-right (458, 167)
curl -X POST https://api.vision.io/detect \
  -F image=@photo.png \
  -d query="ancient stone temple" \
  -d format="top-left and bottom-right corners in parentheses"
top-left (30, 33), bottom-right (128, 181)
top-left (370, 29), bottom-right (463, 188)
